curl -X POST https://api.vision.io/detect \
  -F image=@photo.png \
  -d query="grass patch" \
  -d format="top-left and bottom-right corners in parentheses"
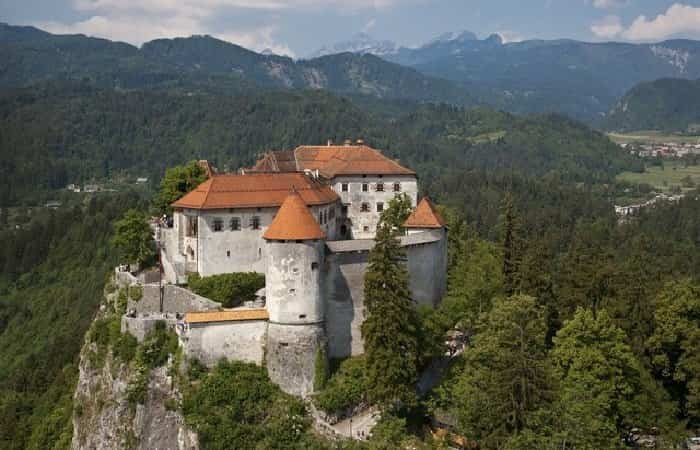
top-left (608, 131), bottom-right (700, 145)
top-left (617, 162), bottom-right (700, 194)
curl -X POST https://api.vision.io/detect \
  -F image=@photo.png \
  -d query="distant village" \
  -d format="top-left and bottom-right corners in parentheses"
top-left (620, 141), bottom-right (700, 158)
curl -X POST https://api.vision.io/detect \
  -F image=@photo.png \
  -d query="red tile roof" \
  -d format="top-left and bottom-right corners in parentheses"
top-left (171, 173), bottom-right (338, 210)
top-left (263, 190), bottom-right (326, 241)
top-left (295, 145), bottom-right (415, 177)
top-left (185, 309), bottom-right (269, 324)
top-left (250, 144), bottom-right (415, 178)
top-left (403, 197), bottom-right (446, 229)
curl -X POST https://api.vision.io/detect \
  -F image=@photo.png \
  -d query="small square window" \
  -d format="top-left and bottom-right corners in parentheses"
top-left (250, 216), bottom-right (261, 230)
top-left (226, 250), bottom-right (231, 257)
top-left (213, 218), bottom-right (224, 232)
top-left (376, 183), bottom-right (384, 192)
top-left (362, 183), bottom-right (368, 192)
top-left (377, 202), bottom-right (384, 212)
top-left (230, 217), bottom-right (241, 231)
top-left (363, 226), bottom-right (370, 232)
top-left (341, 183), bottom-right (348, 192)
top-left (311, 262), bottom-right (319, 270)
top-left (393, 183), bottom-right (401, 192)
top-left (361, 203), bottom-right (370, 212)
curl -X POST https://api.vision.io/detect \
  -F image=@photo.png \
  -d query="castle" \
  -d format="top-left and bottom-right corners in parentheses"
top-left (149, 141), bottom-right (447, 397)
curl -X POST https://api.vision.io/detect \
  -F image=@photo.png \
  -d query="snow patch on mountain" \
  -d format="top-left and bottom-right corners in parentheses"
top-left (651, 45), bottom-right (690, 73)
top-left (309, 33), bottom-right (398, 58)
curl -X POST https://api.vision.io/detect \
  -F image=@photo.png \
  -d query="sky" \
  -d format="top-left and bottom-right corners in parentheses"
top-left (2, 0), bottom-right (700, 57)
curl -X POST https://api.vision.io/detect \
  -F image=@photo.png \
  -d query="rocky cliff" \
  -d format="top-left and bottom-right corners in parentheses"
top-left (71, 282), bottom-right (198, 450)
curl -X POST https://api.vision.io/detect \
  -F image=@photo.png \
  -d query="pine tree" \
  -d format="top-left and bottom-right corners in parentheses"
top-left (361, 222), bottom-right (419, 407)
top-left (501, 192), bottom-right (521, 296)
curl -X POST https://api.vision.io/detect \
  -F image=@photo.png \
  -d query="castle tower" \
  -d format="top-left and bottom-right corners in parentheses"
top-left (403, 197), bottom-right (449, 305)
top-left (263, 190), bottom-right (327, 397)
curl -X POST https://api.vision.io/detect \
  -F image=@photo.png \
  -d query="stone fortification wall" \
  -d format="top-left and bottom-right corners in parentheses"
top-left (132, 284), bottom-right (220, 315)
top-left (324, 251), bottom-right (368, 359)
top-left (405, 230), bottom-right (448, 308)
top-left (121, 314), bottom-right (179, 342)
top-left (266, 240), bottom-right (325, 325)
top-left (323, 229), bottom-right (447, 358)
top-left (266, 323), bottom-right (326, 398)
top-left (182, 320), bottom-right (267, 367)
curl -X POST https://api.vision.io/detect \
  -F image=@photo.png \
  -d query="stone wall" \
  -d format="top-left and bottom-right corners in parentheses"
top-left (133, 284), bottom-right (220, 315)
top-left (182, 320), bottom-right (267, 366)
top-left (266, 323), bottom-right (326, 398)
top-left (324, 251), bottom-right (368, 358)
top-left (121, 314), bottom-right (179, 343)
top-left (406, 229), bottom-right (448, 308)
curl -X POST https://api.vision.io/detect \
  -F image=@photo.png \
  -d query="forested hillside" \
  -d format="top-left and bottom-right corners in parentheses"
top-left (0, 82), bottom-right (640, 205)
top-left (0, 24), bottom-right (473, 107)
top-left (605, 78), bottom-right (700, 132)
top-left (0, 192), bottom-right (145, 449)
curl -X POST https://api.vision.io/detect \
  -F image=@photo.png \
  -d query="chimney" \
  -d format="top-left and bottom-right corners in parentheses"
top-left (344, 139), bottom-right (352, 146)
top-left (356, 139), bottom-right (364, 145)
top-left (327, 139), bottom-right (333, 146)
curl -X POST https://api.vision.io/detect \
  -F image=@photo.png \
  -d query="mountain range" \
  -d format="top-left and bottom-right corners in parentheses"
top-left (313, 31), bottom-right (700, 123)
top-left (4, 22), bottom-right (700, 125)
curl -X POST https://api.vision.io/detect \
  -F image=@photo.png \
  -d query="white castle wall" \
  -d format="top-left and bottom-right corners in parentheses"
top-left (332, 175), bottom-right (418, 239)
top-left (265, 240), bottom-right (325, 325)
top-left (183, 320), bottom-right (267, 366)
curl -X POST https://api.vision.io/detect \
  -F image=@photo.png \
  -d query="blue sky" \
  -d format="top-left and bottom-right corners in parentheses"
top-left (2, 0), bottom-right (700, 56)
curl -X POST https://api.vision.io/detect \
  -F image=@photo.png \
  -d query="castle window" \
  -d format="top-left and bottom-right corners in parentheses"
top-left (376, 183), bottom-right (384, 192)
top-left (213, 218), bottom-right (224, 232)
top-left (311, 262), bottom-right (319, 270)
top-left (323, 210), bottom-right (328, 224)
top-left (377, 202), bottom-right (384, 212)
top-left (341, 205), bottom-right (348, 215)
top-left (361, 203), bottom-right (370, 212)
top-left (363, 226), bottom-right (370, 232)
top-left (329, 208), bottom-right (335, 219)
top-left (186, 216), bottom-right (197, 237)
top-left (393, 182), bottom-right (401, 192)
top-left (319, 212), bottom-right (323, 225)
top-left (362, 183), bottom-right (368, 192)
top-left (341, 183), bottom-right (348, 192)
top-left (226, 250), bottom-right (231, 257)
top-left (340, 225), bottom-right (348, 236)
top-left (230, 217), bottom-right (241, 231)
top-left (289, 288), bottom-right (296, 294)
top-left (250, 216), bottom-right (260, 230)
top-left (299, 314), bottom-right (307, 319)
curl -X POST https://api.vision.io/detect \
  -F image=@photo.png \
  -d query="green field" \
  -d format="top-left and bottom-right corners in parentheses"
top-left (617, 162), bottom-right (700, 192)
top-left (608, 131), bottom-right (700, 145)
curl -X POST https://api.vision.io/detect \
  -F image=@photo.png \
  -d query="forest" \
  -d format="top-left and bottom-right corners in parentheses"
top-left (0, 75), bottom-right (698, 449)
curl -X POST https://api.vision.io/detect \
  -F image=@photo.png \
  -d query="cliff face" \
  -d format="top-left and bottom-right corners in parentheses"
top-left (71, 285), bottom-right (199, 450)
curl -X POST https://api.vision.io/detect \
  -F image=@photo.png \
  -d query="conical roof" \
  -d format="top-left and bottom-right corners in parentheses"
top-left (263, 190), bottom-right (326, 240)
top-left (403, 197), bottom-right (446, 229)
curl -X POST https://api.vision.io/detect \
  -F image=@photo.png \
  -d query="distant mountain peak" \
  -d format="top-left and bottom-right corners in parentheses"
top-left (427, 30), bottom-right (478, 45)
top-left (309, 33), bottom-right (398, 58)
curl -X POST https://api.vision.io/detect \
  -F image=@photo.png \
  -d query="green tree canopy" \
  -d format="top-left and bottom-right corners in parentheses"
top-left (441, 295), bottom-right (552, 448)
top-left (110, 209), bottom-right (155, 266)
top-left (361, 222), bottom-right (419, 407)
top-left (154, 160), bottom-right (208, 214)
top-left (647, 279), bottom-right (700, 426)
top-left (377, 193), bottom-right (414, 233)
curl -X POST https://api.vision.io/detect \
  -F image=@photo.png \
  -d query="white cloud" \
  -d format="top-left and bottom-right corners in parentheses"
top-left (362, 18), bottom-right (377, 33)
top-left (591, 0), bottom-right (629, 9)
top-left (34, 0), bottom-right (420, 56)
top-left (590, 15), bottom-right (623, 39)
top-left (622, 3), bottom-right (700, 41)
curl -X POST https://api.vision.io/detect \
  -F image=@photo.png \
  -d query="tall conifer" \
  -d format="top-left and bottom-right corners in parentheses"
top-left (362, 222), bottom-right (419, 407)
top-left (501, 192), bottom-right (521, 296)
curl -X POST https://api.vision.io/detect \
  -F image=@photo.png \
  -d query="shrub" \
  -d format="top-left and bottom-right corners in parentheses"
top-left (113, 332), bottom-right (138, 363)
top-left (182, 360), bottom-right (316, 449)
top-left (188, 272), bottom-right (264, 307)
top-left (314, 356), bottom-right (367, 414)
top-left (128, 285), bottom-right (143, 302)
top-left (140, 321), bottom-right (178, 369)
